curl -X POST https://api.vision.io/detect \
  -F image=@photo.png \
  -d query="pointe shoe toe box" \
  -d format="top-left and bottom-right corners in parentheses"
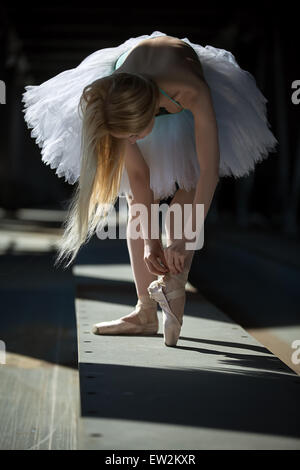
top-left (148, 276), bottom-right (186, 347)
top-left (92, 318), bottom-right (158, 335)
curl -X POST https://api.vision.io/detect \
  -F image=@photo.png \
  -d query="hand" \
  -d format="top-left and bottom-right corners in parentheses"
top-left (144, 239), bottom-right (170, 276)
top-left (163, 239), bottom-right (189, 275)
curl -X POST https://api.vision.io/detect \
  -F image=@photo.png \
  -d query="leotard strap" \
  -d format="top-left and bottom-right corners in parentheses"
top-left (158, 87), bottom-right (184, 111)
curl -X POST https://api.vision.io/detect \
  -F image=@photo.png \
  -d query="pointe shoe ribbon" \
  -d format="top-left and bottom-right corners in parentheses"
top-left (147, 272), bottom-right (187, 346)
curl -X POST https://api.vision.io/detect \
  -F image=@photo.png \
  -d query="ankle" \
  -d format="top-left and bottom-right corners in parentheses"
top-left (121, 295), bottom-right (158, 326)
top-left (162, 269), bottom-right (189, 287)
top-left (137, 294), bottom-right (158, 322)
top-left (137, 293), bottom-right (157, 308)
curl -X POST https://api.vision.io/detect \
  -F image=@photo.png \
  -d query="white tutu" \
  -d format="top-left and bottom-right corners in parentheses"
top-left (22, 30), bottom-right (278, 202)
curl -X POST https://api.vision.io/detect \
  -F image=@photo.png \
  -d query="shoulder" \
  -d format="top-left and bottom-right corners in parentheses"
top-left (158, 62), bottom-right (210, 113)
top-left (178, 78), bottom-right (217, 129)
top-left (162, 39), bottom-right (205, 81)
top-left (176, 78), bottom-right (212, 113)
top-left (121, 36), bottom-right (211, 108)
top-left (132, 36), bottom-right (205, 77)
top-left (149, 39), bottom-right (208, 102)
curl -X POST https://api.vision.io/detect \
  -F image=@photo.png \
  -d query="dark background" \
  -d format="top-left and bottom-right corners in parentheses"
top-left (0, 3), bottom-right (299, 230)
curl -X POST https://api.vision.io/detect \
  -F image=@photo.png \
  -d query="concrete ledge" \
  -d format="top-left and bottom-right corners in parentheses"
top-left (73, 262), bottom-right (300, 450)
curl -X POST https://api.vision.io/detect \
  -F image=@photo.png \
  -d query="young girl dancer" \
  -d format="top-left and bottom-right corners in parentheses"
top-left (22, 31), bottom-right (277, 346)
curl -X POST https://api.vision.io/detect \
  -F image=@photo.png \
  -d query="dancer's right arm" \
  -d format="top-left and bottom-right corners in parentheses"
top-left (124, 141), bottom-right (169, 275)
top-left (124, 140), bottom-right (156, 243)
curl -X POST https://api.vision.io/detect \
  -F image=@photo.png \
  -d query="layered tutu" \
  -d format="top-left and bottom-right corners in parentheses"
top-left (22, 30), bottom-right (278, 202)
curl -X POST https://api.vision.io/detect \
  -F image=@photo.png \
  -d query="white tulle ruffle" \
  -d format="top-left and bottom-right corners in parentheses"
top-left (22, 32), bottom-right (162, 184)
top-left (22, 30), bottom-right (278, 199)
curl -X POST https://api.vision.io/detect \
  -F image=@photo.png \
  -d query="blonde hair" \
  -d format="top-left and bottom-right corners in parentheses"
top-left (54, 72), bottom-right (159, 269)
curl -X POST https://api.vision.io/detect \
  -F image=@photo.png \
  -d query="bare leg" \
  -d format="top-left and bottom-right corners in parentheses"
top-left (126, 193), bottom-right (159, 298)
top-left (121, 193), bottom-right (160, 325)
top-left (92, 193), bottom-right (162, 334)
top-left (156, 187), bottom-right (196, 325)
top-left (165, 187), bottom-right (196, 273)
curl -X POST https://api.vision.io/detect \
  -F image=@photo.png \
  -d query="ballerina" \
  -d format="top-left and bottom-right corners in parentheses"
top-left (22, 31), bottom-right (278, 347)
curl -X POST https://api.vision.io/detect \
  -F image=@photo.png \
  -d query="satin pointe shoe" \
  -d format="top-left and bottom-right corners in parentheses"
top-left (92, 294), bottom-right (159, 335)
top-left (147, 269), bottom-right (189, 347)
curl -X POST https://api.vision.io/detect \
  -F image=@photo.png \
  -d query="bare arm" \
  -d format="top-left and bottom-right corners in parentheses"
top-left (123, 139), bottom-right (150, 181)
top-left (123, 140), bottom-right (155, 240)
top-left (124, 140), bottom-right (168, 274)
top-left (176, 77), bottom-right (220, 246)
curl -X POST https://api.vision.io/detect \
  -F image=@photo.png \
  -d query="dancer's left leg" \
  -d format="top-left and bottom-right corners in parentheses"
top-left (157, 187), bottom-right (196, 325)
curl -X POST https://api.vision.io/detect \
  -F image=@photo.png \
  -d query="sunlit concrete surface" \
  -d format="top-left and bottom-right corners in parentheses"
top-left (0, 217), bottom-right (79, 450)
top-left (0, 355), bottom-right (78, 450)
top-left (0, 229), bottom-right (61, 254)
top-left (74, 250), bottom-right (300, 450)
top-left (80, 418), bottom-right (300, 451)
top-left (247, 326), bottom-right (300, 376)
top-left (14, 209), bottom-right (68, 222)
top-left (0, 208), bottom-right (65, 255)
top-left (1, 207), bottom-right (300, 449)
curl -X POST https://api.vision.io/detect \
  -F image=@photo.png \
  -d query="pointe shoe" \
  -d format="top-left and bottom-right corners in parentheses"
top-left (92, 294), bottom-right (159, 336)
top-left (147, 270), bottom-right (188, 347)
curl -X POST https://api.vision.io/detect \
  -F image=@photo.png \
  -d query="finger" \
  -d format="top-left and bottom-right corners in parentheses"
top-left (171, 252), bottom-right (179, 272)
top-left (163, 249), bottom-right (172, 272)
top-left (144, 258), bottom-right (153, 274)
top-left (158, 251), bottom-right (169, 271)
top-left (173, 254), bottom-right (183, 273)
top-left (145, 258), bottom-right (161, 276)
top-left (159, 250), bottom-right (169, 270)
top-left (150, 255), bottom-right (169, 275)
top-left (167, 252), bottom-right (178, 275)
top-left (157, 257), bottom-right (169, 272)
top-left (156, 250), bottom-right (169, 271)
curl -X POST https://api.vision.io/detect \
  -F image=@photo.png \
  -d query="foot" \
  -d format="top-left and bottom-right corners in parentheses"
top-left (151, 270), bottom-right (188, 324)
top-left (147, 269), bottom-right (189, 346)
top-left (92, 294), bottom-right (159, 335)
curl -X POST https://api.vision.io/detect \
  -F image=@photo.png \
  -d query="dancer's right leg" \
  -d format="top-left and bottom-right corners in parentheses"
top-left (92, 194), bottom-right (160, 335)
top-left (122, 193), bottom-right (159, 326)
top-left (126, 194), bottom-right (158, 298)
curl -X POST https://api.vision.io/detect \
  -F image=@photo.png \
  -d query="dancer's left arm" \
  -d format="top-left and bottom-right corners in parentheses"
top-left (183, 79), bottom-right (220, 239)
top-left (164, 79), bottom-right (220, 271)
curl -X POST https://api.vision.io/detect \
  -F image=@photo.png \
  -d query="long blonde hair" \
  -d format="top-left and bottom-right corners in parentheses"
top-left (54, 72), bottom-right (159, 269)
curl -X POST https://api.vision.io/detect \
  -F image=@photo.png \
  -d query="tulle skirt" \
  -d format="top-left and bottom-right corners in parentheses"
top-left (22, 30), bottom-right (278, 203)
